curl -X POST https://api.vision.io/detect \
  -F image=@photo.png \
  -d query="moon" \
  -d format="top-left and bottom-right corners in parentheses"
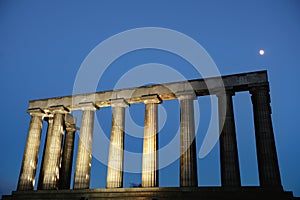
top-left (259, 49), bottom-right (265, 55)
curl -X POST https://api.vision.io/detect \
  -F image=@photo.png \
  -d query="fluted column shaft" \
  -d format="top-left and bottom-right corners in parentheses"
top-left (179, 94), bottom-right (198, 187)
top-left (37, 117), bottom-right (53, 190)
top-left (141, 95), bottom-right (161, 187)
top-left (250, 85), bottom-right (282, 188)
top-left (73, 103), bottom-right (97, 189)
top-left (40, 106), bottom-right (68, 190)
top-left (17, 109), bottom-right (44, 191)
top-left (59, 115), bottom-right (76, 189)
top-left (106, 99), bottom-right (128, 188)
top-left (217, 90), bottom-right (241, 187)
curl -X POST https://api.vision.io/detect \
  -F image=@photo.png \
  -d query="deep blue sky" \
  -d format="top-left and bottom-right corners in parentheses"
top-left (0, 0), bottom-right (299, 197)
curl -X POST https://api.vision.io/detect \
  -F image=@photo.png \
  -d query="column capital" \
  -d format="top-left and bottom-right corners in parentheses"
top-left (176, 90), bottom-right (196, 100)
top-left (77, 102), bottom-right (99, 111)
top-left (49, 105), bottom-right (70, 114)
top-left (249, 83), bottom-right (270, 94)
top-left (65, 114), bottom-right (77, 132)
top-left (141, 94), bottom-right (162, 104)
top-left (249, 84), bottom-right (271, 105)
top-left (27, 108), bottom-right (45, 116)
top-left (109, 98), bottom-right (129, 108)
top-left (65, 114), bottom-right (76, 125)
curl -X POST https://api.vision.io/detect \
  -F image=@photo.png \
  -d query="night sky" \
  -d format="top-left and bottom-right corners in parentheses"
top-left (0, 0), bottom-right (299, 198)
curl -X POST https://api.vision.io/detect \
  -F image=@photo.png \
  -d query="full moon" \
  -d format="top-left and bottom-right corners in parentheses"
top-left (259, 49), bottom-right (265, 55)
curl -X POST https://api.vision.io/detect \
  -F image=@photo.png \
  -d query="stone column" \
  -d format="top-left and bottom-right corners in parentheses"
top-left (217, 90), bottom-right (241, 187)
top-left (141, 94), bottom-right (161, 187)
top-left (178, 92), bottom-right (198, 187)
top-left (106, 98), bottom-right (129, 188)
top-left (37, 116), bottom-right (53, 190)
top-left (250, 85), bottom-right (282, 188)
top-left (40, 106), bottom-right (69, 190)
top-left (73, 102), bottom-right (98, 189)
top-left (17, 108), bottom-right (44, 191)
top-left (59, 114), bottom-right (77, 189)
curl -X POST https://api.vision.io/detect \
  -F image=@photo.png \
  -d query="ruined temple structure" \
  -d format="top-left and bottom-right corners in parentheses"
top-left (2, 70), bottom-right (299, 199)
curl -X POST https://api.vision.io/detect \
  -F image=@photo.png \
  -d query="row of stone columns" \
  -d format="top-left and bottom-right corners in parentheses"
top-left (17, 85), bottom-right (282, 191)
top-left (216, 86), bottom-right (281, 188)
top-left (17, 106), bottom-right (77, 191)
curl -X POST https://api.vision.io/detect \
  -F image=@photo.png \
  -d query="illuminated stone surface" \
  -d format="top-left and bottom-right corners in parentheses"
top-left (27, 71), bottom-right (270, 110)
top-left (40, 106), bottom-right (69, 190)
top-left (178, 92), bottom-right (198, 187)
top-left (37, 116), bottom-right (53, 190)
top-left (3, 187), bottom-right (297, 200)
top-left (17, 109), bottom-right (44, 191)
top-left (4, 71), bottom-right (298, 199)
top-left (73, 103), bottom-right (97, 189)
top-left (59, 114), bottom-right (76, 189)
top-left (141, 94), bottom-right (161, 187)
top-left (106, 99), bottom-right (128, 188)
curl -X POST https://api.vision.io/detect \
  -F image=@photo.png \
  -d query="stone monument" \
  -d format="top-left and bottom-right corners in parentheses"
top-left (2, 70), bottom-right (298, 199)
